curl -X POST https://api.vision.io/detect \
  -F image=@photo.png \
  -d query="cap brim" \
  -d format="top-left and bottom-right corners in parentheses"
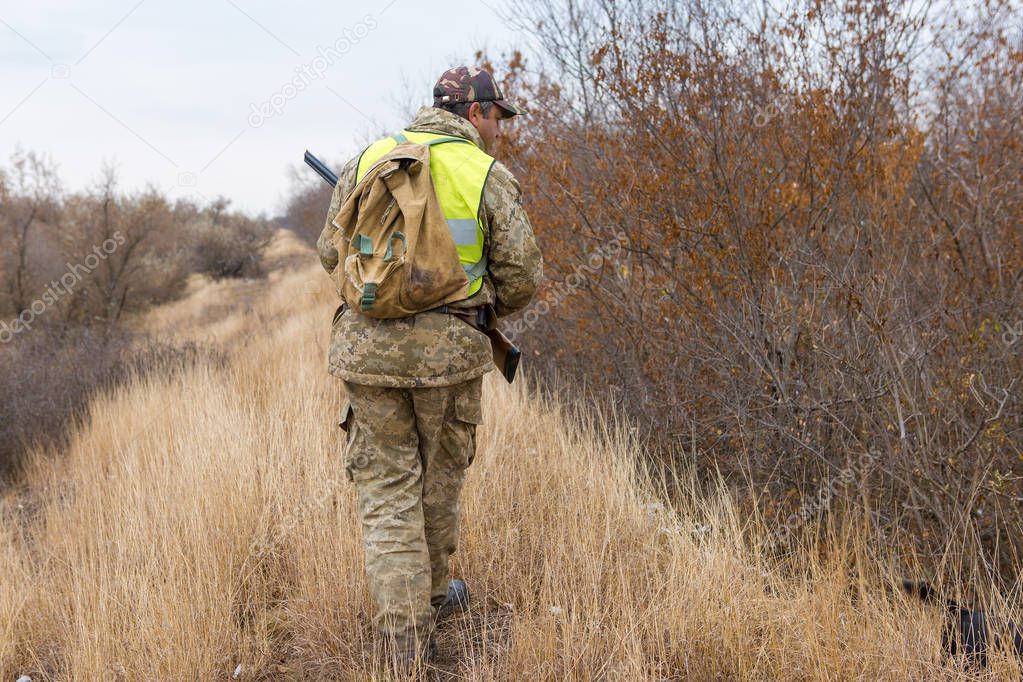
top-left (494, 99), bottom-right (526, 117)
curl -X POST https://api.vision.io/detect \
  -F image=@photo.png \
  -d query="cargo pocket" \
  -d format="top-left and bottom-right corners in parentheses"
top-left (332, 302), bottom-right (347, 326)
top-left (338, 400), bottom-right (357, 482)
top-left (338, 400), bottom-right (354, 433)
top-left (452, 380), bottom-right (483, 466)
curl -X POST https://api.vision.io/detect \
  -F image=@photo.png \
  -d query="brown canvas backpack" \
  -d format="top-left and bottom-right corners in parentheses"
top-left (329, 140), bottom-right (470, 318)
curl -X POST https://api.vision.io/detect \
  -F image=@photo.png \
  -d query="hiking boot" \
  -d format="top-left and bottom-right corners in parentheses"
top-left (436, 579), bottom-right (470, 620)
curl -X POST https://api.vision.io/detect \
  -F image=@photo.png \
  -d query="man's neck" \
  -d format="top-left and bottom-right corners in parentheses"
top-left (405, 106), bottom-right (487, 152)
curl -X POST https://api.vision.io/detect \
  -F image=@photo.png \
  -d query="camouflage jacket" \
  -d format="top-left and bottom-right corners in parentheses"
top-left (317, 106), bottom-right (543, 387)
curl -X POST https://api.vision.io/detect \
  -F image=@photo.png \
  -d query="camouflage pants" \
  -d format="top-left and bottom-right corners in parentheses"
top-left (339, 376), bottom-right (483, 650)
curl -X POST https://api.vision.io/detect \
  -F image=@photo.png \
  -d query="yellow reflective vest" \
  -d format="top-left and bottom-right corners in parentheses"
top-left (356, 130), bottom-right (494, 297)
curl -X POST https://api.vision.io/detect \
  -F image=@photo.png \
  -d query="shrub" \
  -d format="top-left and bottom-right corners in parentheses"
top-left (491, 0), bottom-right (1023, 582)
top-left (0, 323), bottom-right (216, 481)
top-left (186, 199), bottom-right (274, 280)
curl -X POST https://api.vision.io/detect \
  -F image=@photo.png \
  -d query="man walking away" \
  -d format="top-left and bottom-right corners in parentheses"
top-left (317, 66), bottom-right (542, 670)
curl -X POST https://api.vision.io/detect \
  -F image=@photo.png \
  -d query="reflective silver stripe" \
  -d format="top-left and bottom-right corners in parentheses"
top-left (391, 132), bottom-right (408, 144)
top-left (447, 218), bottom-right (478, 246)
top-left (464, 256), bottom-right (487, 282)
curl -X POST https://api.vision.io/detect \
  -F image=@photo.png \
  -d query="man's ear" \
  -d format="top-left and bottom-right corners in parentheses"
top-left (467, 101), bottom-right (481, 124)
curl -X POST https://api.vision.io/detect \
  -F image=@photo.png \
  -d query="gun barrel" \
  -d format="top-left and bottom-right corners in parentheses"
top-left (304, 151), bottom-right (339, 187)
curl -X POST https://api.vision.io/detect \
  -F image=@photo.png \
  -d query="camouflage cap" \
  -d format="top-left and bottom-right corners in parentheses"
top-left (433, 66), bottom-right (526, 118)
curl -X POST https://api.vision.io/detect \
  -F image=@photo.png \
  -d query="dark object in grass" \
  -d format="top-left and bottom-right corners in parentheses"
top-left (902, 579), bottom-right (1023, 667)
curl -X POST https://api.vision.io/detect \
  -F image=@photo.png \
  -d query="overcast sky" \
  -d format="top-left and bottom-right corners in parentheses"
top-left (0, 0), bottom-right (521, 216)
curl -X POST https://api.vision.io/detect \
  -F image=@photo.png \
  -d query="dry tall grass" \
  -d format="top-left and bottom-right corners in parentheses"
top-left (1, 232), bottom-right (1017, 680)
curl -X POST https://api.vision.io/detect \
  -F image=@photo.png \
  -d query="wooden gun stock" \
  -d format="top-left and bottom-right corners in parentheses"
top-left (486, 328), bottom-right (521, 383)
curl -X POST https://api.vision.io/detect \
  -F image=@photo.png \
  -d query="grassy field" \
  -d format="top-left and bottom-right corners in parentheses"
top-left (0, 232), bottom-right (1016, 680)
